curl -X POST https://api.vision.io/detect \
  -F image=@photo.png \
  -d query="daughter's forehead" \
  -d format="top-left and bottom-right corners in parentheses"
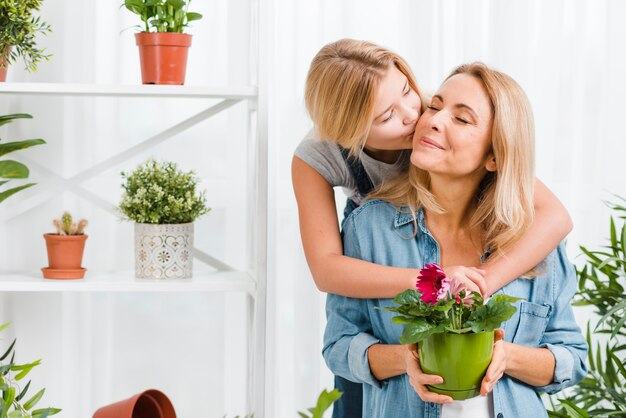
top-left (372, 66), bottom-right (408, 113)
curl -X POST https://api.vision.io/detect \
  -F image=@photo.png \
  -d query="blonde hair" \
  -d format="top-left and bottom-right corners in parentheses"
top-left (372, 62), bottom-right (535, 258)
top-left (305, 38), bottom-right (426, 156)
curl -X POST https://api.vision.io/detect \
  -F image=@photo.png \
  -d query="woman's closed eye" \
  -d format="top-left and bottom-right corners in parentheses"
top-left (455, 116), bottom-right (470, 124)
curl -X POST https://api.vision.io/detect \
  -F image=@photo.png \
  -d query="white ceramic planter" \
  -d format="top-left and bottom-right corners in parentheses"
top-left (134, 223), bottom-right (194, 279)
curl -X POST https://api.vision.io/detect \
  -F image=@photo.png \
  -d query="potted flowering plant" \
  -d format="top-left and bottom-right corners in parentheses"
top-left (384, 263), bottom-right (521, 400)
top-left (119, 159), bottom-right (210, 279)
top-left (123, 0), bottom-right (202, 85)
top-left (42, 211), bottom-right (88, 279)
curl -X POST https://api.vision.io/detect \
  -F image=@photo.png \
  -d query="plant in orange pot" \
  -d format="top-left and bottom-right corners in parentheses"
top-left (124, 0), bottom-right (203, 85)
top-left (0, 0), bottom-right (52, 81)
top-left (42, 211), bottom-right (88, 279)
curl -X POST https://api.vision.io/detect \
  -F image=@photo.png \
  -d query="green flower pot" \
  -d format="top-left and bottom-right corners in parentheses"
top-left (418, 331), bottom-right (494, 400)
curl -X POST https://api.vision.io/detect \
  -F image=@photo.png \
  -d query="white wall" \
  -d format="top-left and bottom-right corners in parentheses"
top-left (1, 1), bottom-right (625, 417)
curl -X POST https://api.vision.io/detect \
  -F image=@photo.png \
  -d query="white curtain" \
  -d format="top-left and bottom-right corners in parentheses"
top-left (270, 0), bottom-right (626, 416)
top-left (1, 0), bottom-right (625, 417)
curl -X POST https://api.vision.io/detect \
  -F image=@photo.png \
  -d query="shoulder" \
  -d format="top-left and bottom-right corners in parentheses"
top-left (294, 129), bottom-right (341, 160)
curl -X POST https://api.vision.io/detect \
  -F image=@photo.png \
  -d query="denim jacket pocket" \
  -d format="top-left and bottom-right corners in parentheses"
top-left (511, 301), bottom-right (552, 346)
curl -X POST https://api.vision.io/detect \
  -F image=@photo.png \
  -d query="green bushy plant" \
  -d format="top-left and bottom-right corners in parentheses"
top-left (119, 159), bottom-right (210, 224)
top-left (0, 0), bottom-right (51, 72)
top-left (123, 0), bottom-right (203, 33)
top-left (0, 113), bottom-right (45, 204)
top-left (0, 322), bottom-right (60, 418)
top-left (547, 196), bottom-right (626, 418)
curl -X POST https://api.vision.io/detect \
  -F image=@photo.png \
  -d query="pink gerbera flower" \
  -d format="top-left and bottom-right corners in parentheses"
top-left (449, 277), bottom-right (475, 307)
top-left (416, 263), bottom-right (450, 305)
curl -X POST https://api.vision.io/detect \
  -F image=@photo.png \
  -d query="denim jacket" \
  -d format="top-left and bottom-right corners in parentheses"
top-left (323, 200), bottom-right (588, 418)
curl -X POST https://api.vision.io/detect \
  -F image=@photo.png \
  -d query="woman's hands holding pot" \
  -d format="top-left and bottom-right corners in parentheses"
top-left (480, 329), bottom-right (507, 396)
top-left (404, 344), bottom-right (453, 404)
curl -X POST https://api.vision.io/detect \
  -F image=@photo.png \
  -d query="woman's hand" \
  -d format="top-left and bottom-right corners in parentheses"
top-left (405, 344), bottom-right (453, 404)
top-left (480, 329), bottom-right (507, 396)
top-left (443, 265), bottom-right (487, 295)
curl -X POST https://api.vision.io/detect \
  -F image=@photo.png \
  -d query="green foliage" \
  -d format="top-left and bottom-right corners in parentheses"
top-left (298, 389), bottom-right (343, 418)
top-left (547, 196), bottom-right (626, 417)
top-left (0, 114), bottom-right (45, 205)
top-left (383, 289), bottom-right (520, 345)
top-left (119, 159), bottom-right (210, 224)
top-left (52, 211), bottom-right (87, 235)
top-left (0, 0), bottom-right (51, 72)
top-left (123, 0), bottom-right (203, 33)
top-left (224, 388), bottom-right (342, 418)
top-left (0, 323), bottom-right (60, 418)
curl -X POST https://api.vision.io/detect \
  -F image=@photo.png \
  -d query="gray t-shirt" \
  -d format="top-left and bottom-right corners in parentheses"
top-left (294, 129), bottom-right (410, 203)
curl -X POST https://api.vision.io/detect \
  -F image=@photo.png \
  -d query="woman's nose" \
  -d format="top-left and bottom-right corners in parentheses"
top-left (402, 103), bottom-right (419, 125)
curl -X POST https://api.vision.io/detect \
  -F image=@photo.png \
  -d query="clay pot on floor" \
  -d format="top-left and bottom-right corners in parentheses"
top-left (0, 46), bottom-right (12, 82)
top-left (93, 389), bottom-right (176, 418)
top-left (42, 234), bottom-right (88, 279)
top-left (135, 32), bottom-right (192, 85)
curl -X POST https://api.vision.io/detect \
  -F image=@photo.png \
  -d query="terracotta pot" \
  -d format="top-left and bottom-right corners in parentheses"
top-left (0, 46), bottom-right (11, 82)
top-left (135, 33), bottom-right (192, 85)
top-left (93, 389), bottom-right (176, 418)
top-left (418, 331), bottom-right (494, 400)
top-left (42, 234), bottom-right (88, 279)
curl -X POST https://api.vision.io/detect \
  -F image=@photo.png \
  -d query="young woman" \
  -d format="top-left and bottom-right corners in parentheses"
top-left (322, 63), bottom-right (587, 418)
top-left (292, 39), bottom-right (573, 416)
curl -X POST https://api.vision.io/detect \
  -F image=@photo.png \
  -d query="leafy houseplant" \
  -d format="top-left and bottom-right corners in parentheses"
top-left (119, 159), bottom-right (210, 279)
top-left (0, 114), bottom-right (46, 205)
top-left (547, 197), bottom-right (626, 418)
top-left (123, 0), bottom-right (203, 85)
top-left (0, 322), bottom-right (61, 417)
top-left (0, 0), bottom-right (51, 81)
top-left (42, 212), bottom-right (88, 280)
top-left (384, 263), bottom-right (520, 400)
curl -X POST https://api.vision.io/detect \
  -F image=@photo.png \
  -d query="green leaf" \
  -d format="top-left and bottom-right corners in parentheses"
top-left (2, 387), bottom-right (15, 418)
top-left (0, 339), bottom-right (15, 362)
top-left (559, 399), bottom-right (590, 418)
top-left (0, 183), bottom-right (36, 204)
top-left (0, 161), bottom-right (29, 179)
top-left (31, 408), bottom-right (61, 418)
top-left (0, 114), bottom-right (32, 128)
top-left (23, 388), bottom-right (45, 411)
top-left (15, 380), bottom-right (31, 402)
top-left (466, 294), bottom-right (522, 333)
top-left (298, 389), bottom-right (342, 418)
top-left (0, 323), bottom-right (9, 333)
top-left (186, 12), bottom-right (202, 22)
top-left (398, 319), bottom-right (445, 344)
top-left (12, 360), bottom-right (42, 381)
top-left (0, 139), bottom-right (45, 158)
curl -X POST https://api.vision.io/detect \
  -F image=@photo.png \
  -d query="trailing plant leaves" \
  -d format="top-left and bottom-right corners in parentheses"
top-left (31, 407), bottom-right (61, 417)
top-left (0, 339), bottom-right (15, 362)
top-left (466, 294), bottom-right (522, 333)
top-left (11, 360), bottom-right (41, 381)
top-left (15, 381), bottom-right (30, 402)
top-left (23, 388), bottom-right (44, 411)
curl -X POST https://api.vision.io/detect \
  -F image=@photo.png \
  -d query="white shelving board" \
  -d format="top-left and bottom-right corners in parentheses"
top-left (0, 270), bottom-right (256, 293)
top-left (0, 82), bottom-right (258, 99)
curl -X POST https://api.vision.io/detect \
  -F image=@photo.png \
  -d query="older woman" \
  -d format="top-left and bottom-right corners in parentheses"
top-left (322, 63), bottom-right (587, 418)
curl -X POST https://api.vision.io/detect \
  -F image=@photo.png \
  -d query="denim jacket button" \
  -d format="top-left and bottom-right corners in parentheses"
top-left (497, 413), bottom-right (504, 418)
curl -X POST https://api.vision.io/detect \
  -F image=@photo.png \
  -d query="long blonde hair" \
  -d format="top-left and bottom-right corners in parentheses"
top-left (305, 38), bottom-right (427, 156)
top-left (372, 62), bottom-right (535, 258)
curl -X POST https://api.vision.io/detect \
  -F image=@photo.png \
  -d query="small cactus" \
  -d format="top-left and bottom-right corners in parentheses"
top-left (53, 211), bottom-right (88, 235)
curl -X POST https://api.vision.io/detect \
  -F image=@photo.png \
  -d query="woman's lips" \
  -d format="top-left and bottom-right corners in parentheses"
top-left (419, 136), bottom-right (444, 149)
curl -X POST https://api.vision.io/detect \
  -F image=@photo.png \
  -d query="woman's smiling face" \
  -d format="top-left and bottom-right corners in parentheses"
top-left (410, 73), bottom-right (496, 178)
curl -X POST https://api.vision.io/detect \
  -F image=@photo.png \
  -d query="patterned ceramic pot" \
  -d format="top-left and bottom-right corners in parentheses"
top-left (134, 223), bottom-right (194, 279)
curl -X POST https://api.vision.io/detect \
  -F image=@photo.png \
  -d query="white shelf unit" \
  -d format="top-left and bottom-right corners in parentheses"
top-left (0, 2), bottom-right (270, 416)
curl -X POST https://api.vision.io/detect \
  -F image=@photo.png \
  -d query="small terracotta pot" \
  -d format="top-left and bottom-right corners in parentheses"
top-left (42, 234), bottom-right (88, 279)
top-left (135, 32), bottom-right (192, 85)
top-left (0, 46), bottom-right (11, 82)
top-left (93, 389), bottom-right (176, 418)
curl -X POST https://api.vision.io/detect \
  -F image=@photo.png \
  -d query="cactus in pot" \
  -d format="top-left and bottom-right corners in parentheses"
top-left (42, 211), bottom-right (88, 279)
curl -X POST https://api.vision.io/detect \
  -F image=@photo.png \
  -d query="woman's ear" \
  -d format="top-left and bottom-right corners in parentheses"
top-left (485, 155), bottom-right (497, 172)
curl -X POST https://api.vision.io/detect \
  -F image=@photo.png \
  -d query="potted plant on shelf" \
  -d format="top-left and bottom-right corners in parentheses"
top-left (0, 0), bottom-right (52, 82)
top-left (0, 322), bottom-right (61, 417)
top-left (384, 263), bottom-right (520, 400)
top-left (42, 211), bottom-right (88, 279)
top-left (123, 0), bottom-right (203, 85)
top-left (0, 113), bottom-right (46, 204)
top-left (119, 159), bottom-right (210, 279)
